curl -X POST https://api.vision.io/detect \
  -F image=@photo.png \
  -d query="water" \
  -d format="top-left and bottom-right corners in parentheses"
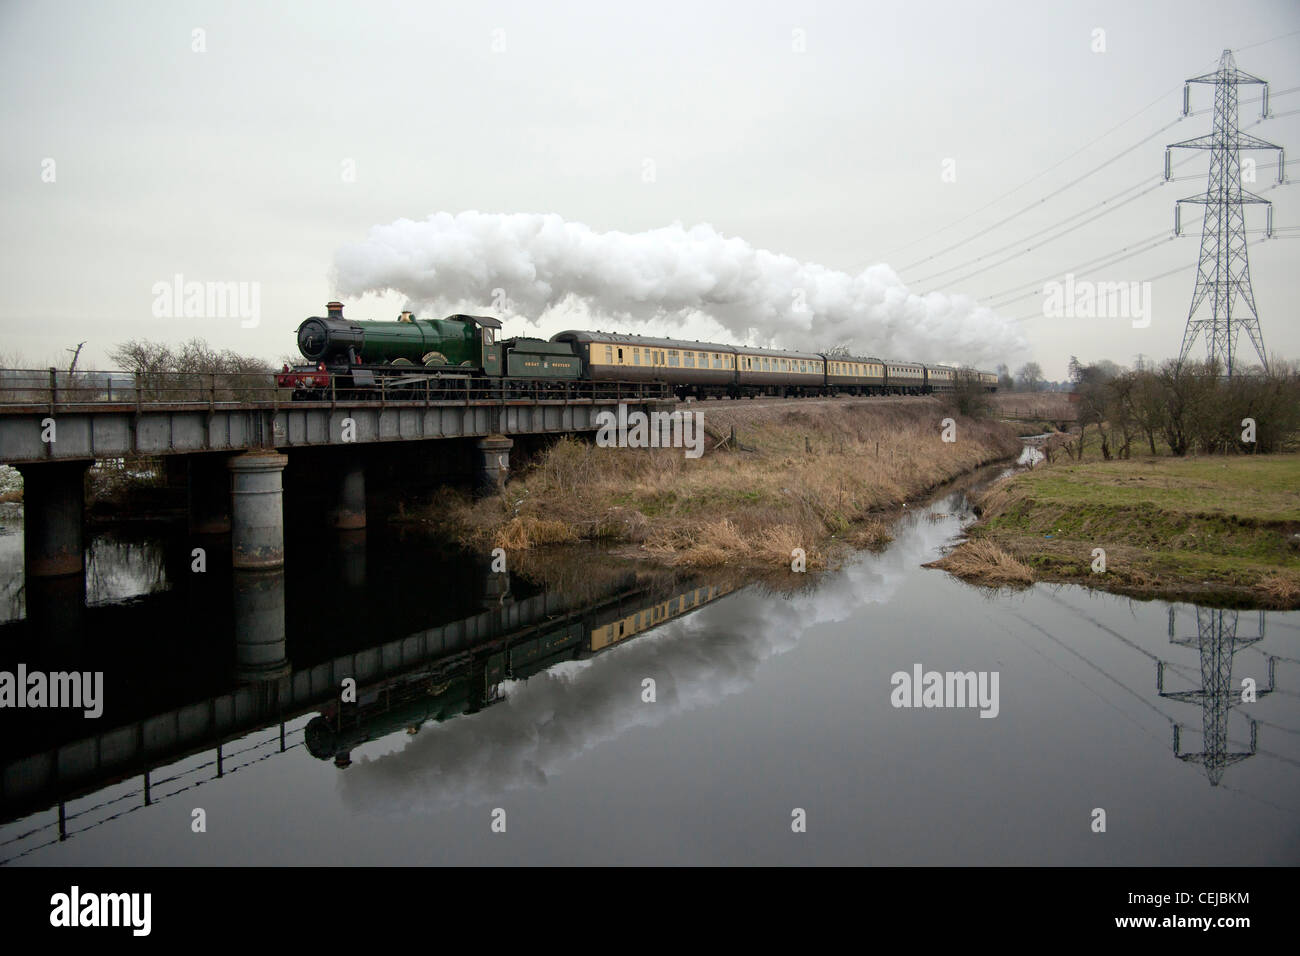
top-left (1, 479), bottom-right (1296, 866)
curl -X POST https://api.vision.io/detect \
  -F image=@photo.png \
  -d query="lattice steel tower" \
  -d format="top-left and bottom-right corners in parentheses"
top-left (1158, 607), bottom-right (1275, 787)
top-left (1165, 50), bottom-right (1285, 376)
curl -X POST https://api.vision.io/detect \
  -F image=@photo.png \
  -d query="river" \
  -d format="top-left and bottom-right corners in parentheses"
top-left (0, 467), bottom-right (1296, 865)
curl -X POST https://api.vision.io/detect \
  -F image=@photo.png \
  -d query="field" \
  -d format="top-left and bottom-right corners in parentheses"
top-left (419, 397), bottom-right (1022, 570)
top-left (930, 455), bottom-right (1300, 607)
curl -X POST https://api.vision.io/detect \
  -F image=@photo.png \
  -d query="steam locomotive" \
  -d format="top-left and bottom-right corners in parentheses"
top-left (277, 301), bottom-right (998, 400)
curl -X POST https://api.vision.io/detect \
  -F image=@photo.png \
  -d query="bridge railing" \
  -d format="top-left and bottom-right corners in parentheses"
top-left (0, 368), bottom-right (277, 407)
top-left (0, 368), bottom-right (674, 409)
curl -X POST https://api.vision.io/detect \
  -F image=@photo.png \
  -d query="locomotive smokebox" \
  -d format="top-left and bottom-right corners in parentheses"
top-left (297, 306), bottom-right (364, 363)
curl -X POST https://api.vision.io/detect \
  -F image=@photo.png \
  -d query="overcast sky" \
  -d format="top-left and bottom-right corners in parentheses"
top-left (1, 0), bottom-right (1297, 379)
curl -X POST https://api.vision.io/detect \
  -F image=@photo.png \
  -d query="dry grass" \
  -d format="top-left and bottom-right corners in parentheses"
top-left (1260, 572), bottom-right (1300, 605)
top-left (492, 515), bottom-right (579, 550)
top-left (926, 538), bottom-right (1035, 587)
top-left (990, 391), bottom-right (1077, 422)
top-left (424, 398), bottom-right (1021, 571)
top-left (846, 520), bottom-right (893, 550)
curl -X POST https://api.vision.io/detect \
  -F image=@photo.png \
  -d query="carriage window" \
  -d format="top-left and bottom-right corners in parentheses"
top-left (633, 349), bottom-right (641, 365)
top-left (715, 355), bottom-right (723, 368)
top-left (617, 347), bottom-right (623, 362)
top-left (684, 351), bottom-right (695, 368)
top-left (605, 346), bottom-right (613, 363)
top-left (668, 350), bottom-right (680, 367)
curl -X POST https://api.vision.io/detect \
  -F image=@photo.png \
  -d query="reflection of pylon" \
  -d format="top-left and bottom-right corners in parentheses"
top-left (1157, 607), bottom-right (1275, 786)
top-left (1165, 50), bottom-right (1286, 377)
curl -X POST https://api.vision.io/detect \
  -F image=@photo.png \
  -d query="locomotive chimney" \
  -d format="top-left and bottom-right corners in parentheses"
top-left (327, 301), bottom-right (344, 319)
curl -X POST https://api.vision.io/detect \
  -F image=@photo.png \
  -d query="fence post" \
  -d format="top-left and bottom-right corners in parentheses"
top-left (48, 367), bottom-right (57, 413)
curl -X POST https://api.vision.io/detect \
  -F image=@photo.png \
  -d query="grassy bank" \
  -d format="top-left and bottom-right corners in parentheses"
top-left (418, 397), bottom-right (1022, 571)
top-left (930, 455), bottom-right (1300, 607)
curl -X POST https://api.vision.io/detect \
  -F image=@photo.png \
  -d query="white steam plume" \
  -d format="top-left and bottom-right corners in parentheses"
top-left (332, 211), bottom-right (1027, 366)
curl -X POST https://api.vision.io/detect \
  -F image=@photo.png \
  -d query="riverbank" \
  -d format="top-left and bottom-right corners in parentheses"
top-left (928, 454), bottom-right (1300, 608)
top-left (417, 397), bottom-right (1022, 570)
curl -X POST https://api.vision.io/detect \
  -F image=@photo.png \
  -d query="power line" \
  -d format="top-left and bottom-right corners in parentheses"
top-left (895, 85), bottom-right (1297, 290)
top-left (869, 84), bottom-right (1188, 263)
top-left (1004, 224), bottom-right (1299, 322)
top-left (984, 231), bottom-right (1176, 309)
top-left (1233, 27), bottom-right (1300, 54)
top-left (899, 119), bottom-right (1186, 275)
top-left (914, 160), bottom-right (1208, 289)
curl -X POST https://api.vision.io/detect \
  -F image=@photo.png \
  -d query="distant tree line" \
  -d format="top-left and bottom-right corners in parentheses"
top-left (1069, 355), bottom-right (1299, 458)
top-left (996, 362), bottom-right (1071, 393)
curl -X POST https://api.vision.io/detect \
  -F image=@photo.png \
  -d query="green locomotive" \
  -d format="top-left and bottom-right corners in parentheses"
top-left (278, 301), bottom-right (581, 394)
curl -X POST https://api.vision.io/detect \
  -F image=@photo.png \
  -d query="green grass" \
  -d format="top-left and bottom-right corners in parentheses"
top-left (973, 454), bottom-right (1300, 605)
top-left (1002, 456), bottom-right (1300, 521)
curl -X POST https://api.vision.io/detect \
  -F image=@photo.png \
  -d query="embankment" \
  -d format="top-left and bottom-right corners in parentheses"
top-left (928, 455), bottom-right (1300, 608)
top-left (418, 396), bottom-right (1022, 570)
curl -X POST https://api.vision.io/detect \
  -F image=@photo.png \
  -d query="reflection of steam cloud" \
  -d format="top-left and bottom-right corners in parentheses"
top-left (332, 212), bottom-right (1028, 367)
top-left (339, 503), bottom-right (960, 813)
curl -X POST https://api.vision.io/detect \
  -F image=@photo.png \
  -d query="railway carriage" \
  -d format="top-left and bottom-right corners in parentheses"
top-left (824, 355), bottom-right (886, 395)
top-left (550, 330), bottom-right (739, 398)
top-left (733, 346), bottom-right (825, 397)
top-left (923, 365), bottom-right (957, 394)
top-left (883, 361), bottom-right (925, 395)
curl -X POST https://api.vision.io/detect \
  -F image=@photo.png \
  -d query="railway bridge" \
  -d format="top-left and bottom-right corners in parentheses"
top-left (0, 368), bottom-right (672, 578)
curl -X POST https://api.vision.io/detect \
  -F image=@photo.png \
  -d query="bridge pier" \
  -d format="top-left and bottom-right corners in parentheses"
top-left (228, 452), bottom-right (287, 569)
top-left (15, 459), bottom-right (90, 577)
top-left (328, 460), bottom-right (366, 529)
top-left (189, 453), bottom-right (232, 534)
top-left (474, 435), bottom-right (513, 495)
top-left (232, 569), bottom-right (290, 682)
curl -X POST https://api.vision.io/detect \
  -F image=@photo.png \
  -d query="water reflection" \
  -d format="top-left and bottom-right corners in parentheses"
top-left (1159, 607), bottom-right (1275, 787)
top-left (0, 522), bottom-right (172, 625)
top-left (0, 479), bottom-right (1296, 866)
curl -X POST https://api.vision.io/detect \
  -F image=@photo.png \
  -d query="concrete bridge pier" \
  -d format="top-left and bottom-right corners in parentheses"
top-left (329, 460), bottom-right (366, 529)
top-left (15, 459), bottom-right (91, 577)
top-left (475, 435), bottom-right (513, 495)
top-left (336, 528), bottom-right (367, 589)
top-left (232, 569), bottom-right (290, 682)
top-left (189, 453), bottom-right (232, 534)
top-left (228, 452), bottom-right (288, 569)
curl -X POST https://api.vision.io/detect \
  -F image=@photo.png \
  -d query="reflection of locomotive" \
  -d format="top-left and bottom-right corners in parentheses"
top-left (277, 301), bottom-right (998, 400)
top-left (305, 581), bottom-right (737, 766)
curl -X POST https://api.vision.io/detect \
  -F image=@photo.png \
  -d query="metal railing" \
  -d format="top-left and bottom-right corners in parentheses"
top-left (0, 368), bottom-right (674, 411)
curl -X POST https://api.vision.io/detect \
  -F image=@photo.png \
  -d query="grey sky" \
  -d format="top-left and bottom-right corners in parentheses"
top-left (1, 0), bottom-right (1297, 379)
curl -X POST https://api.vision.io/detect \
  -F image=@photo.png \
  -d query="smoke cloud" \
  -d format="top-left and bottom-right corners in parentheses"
top-left (332, 211), bottom-right (1027, 367)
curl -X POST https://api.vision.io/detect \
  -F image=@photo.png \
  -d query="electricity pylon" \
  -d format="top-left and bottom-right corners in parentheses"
top-left (1165, 50), bottom-right (1285, 377)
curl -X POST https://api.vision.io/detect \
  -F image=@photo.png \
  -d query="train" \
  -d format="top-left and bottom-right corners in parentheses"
top-left (277, 301), bottom-right (999, 400)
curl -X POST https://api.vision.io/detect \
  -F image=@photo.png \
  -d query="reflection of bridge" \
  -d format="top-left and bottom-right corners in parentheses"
top-left (0, 367), bottom-right (671, 580)
top-left (0, 560), bottom-right (738, 857)
top-left (1158, 607), bottom-right (1275, 786)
